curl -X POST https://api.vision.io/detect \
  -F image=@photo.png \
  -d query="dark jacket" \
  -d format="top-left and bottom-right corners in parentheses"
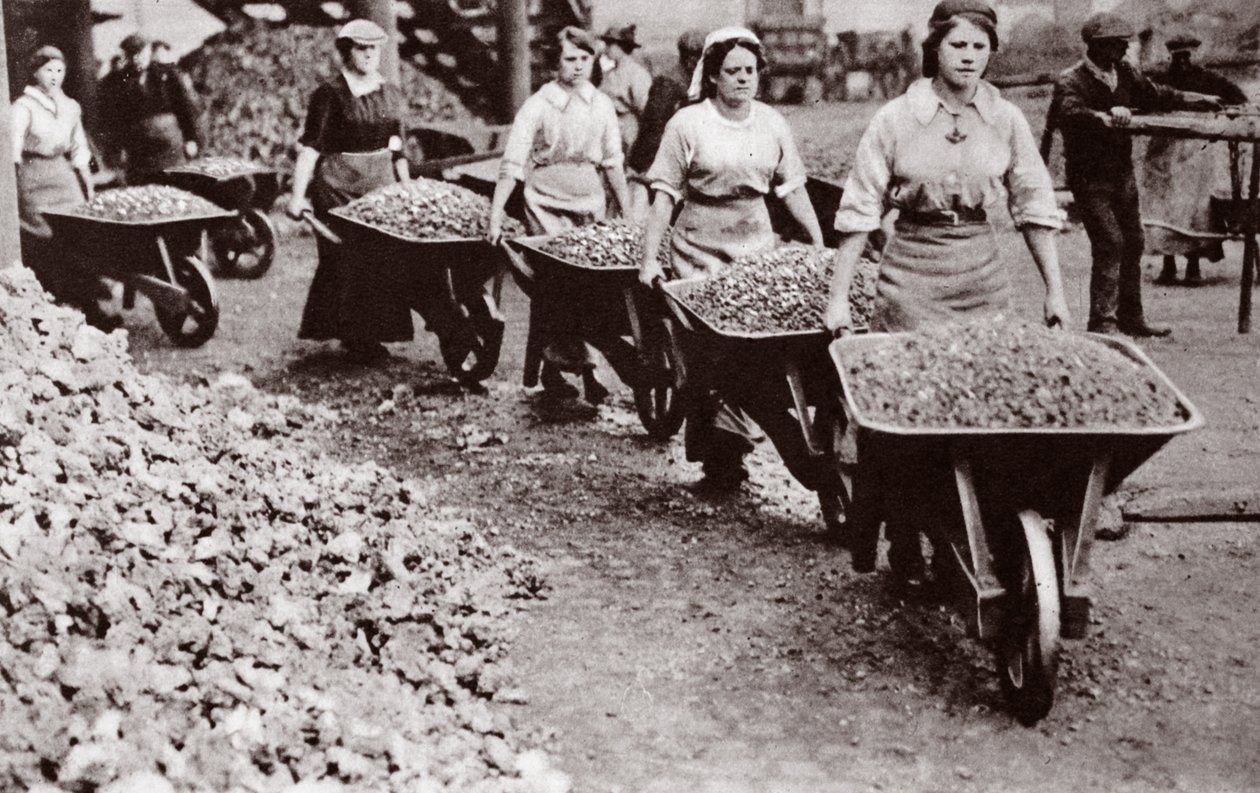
top-left (626, 68), bottom-right (690, 176)
top-left (1049, 59), bottom-right (1199, 187)
top-left (1153, 60), bottom-right (1249, 106)
top-left (98, 64), bottom-right (205, 160)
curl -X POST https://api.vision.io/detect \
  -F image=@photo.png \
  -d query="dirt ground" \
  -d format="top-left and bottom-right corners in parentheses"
top-left (121, 99), bottom-right (1260, 792)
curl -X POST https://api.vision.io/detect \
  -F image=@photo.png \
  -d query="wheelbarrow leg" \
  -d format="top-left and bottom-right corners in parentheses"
top-left (1059, 452), bottom-right (1109, 639)
top-left (950, 452), bottom-right (1007, 642)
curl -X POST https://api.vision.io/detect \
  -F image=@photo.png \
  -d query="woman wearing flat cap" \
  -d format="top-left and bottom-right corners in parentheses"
top-left (823, 0), bottom-right (1070, 587)
top-left (12, 45), bottom-right (118, 329)
top-left (638, 27), bottom-right (825, 490)
top-left (286, 19), bottom-right (411, 364)
top-left (487, 26), bottom-right (629, 403)
top-left (598, 24), bottom-right (653, 154)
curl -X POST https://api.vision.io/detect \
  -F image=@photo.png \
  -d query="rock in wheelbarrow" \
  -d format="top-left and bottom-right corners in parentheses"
top-left (541, 220), bottom-right (674, 270)
top-left (337, 177), bottom-right (524, 240)
top-left (72, 185), bottom-right (221, 222)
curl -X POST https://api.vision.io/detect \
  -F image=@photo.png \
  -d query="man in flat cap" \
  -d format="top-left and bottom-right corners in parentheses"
top-left (98, 33), bottom-right (205, 183)
top-left (598, 24), bottom-right (652, 155)
top-left (1144, 33), bottom-right (1250, 285)
top-left (1047, 13), bottom-right (1221, 336)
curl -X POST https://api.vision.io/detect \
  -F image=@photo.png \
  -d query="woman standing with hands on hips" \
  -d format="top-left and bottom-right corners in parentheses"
top-left (823, 0), bottom-right (1069, 586)
top-left (286, 20), bottom-right (411, 365)
top-left (638, 27), bottom-right (824, 490)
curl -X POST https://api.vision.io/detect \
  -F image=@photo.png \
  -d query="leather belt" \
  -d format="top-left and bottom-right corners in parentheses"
top-left (898, 207), bottom-right (988, 226)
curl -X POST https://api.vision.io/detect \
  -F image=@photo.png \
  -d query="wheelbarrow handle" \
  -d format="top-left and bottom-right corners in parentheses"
top-left (498, 239), bottom-right (534, 281)
top-left (301, 210), bottom-right (342, 245)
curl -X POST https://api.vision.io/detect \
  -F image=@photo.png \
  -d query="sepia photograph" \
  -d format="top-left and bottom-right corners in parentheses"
top-left (0, 0), bottom-right (1257, 790)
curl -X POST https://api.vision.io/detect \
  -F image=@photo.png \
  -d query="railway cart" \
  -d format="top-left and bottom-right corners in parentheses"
top-left (502, 236), bottom-right (686, 439)
top-left (42, 205), bottom-right (230, 347)
top-left (321, 210), bottom-right (508, 385)
top-left (661, 277), bottom-right (859, 532)
top-left (161, 161), bottom-right (281, 280)
top-left (830, 333), bottom-right (1203, 722)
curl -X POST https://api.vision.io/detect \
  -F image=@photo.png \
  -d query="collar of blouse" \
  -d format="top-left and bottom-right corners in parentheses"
top-left (22, 85), bottom-right (63, 115)
top-left (907, 77), bottom-right (998, 126)
top-left (540, 80), bottom-right (597, 108)
top-left (341, 69), bottom-right (383, 97)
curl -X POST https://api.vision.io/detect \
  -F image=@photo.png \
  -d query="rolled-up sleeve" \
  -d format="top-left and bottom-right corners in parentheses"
top-left (771, 114), bottom-right (807, 199)
top-left (645, 115), bottom-right (690, 203)
top-left (834, 110), bottom-right (894, 233)
top-left (1005, 108), bottom-right (1063, 230)
top-left (596, 96), bottom-right (625, 170)
top-left (498, 97), bottom-right (542, 182)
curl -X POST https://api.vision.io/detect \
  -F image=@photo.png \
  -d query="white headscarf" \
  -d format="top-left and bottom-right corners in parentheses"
top-left (687, 26), bottom-right (762, 101)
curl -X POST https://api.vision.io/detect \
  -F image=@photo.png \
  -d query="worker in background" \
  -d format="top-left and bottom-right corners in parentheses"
top-left (98, 33), bottom-right (204, 184)
top-left (1146, 33), bottom-right (1250, 285)
top-left (625, 29), bottom-right (705, 223)
top-left (598, 24), bottom-right (652, 155)
top-left (1047, 13), bottom-right (1220, 337)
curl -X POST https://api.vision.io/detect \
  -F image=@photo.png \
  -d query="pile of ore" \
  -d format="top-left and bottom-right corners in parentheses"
top-left (0, 269), bottom-right (563, 792)
top-left (185, 23), bottom-right (469, 169)
top-left (541, 221), bottom-right (673, 270)
top-left (799, 141), bottom-right (853, 184)
top-left (335, 179), bottom-right (522, 241)
top-left (683, 245), bottom-right (878, 334)
top-left (73, 186), bottom-right (223, 223)
top-left (167, 156), bottom-right (270, 179)
top-left (844, 320), bottom-right (1188, 428)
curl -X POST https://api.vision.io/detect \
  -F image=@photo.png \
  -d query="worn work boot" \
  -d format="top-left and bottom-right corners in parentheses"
top-left (1118, 319), bottom-right (1172, 338)
top-left (1184, 257), bottom-right (1203, 285)
top-left (1154, 256), bottom-right (1179, 285)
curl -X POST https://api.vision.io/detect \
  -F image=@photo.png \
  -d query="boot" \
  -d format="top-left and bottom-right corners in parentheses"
top-left (1184, 256), bottom-right (1203, 285)
top-left (1154, 256), bottom-right (1178, 285)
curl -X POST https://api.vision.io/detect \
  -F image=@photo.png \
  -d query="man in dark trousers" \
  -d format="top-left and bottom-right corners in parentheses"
top-left (98, 34), bottom-right (205, 184)
top-left (1150, 33), bottom-right (1250, 284)
top-left (1049, 13), bottom-right (1220, 337)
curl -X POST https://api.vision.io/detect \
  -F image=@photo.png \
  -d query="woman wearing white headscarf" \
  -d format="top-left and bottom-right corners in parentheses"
top-left (638, 27), bottom-right (824, 490)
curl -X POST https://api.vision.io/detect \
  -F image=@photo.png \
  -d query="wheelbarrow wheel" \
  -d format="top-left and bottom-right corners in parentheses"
top-left (998, 509), bottom-right (1061, 725)
top-left (439, 293), bottom-right (505, 384)
top-left (211, 208), bottom-right (276, 279)
top-left (154, 254), bottom-right (219, 348)
top-left (818, 409), bottom-right (856, 544)
top-left (634, 316), bottom-right (686, 440)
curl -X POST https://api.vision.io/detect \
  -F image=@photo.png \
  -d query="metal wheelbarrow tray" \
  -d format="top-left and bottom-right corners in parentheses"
top-left (662, 277), bottom-right (869, 534)
top-left (325, 210), bottom-right (508, 384)
top-left (830, 332), bottom-right (1204, 723)
top-left (41, 207), bottom-right (232, 347)
top-left (161, 165), bottom-right (281, 280)
top-left (504, 235), bottom-right (686, 440)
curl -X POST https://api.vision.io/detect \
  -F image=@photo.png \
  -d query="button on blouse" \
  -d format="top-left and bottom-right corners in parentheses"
top-left (834, 78), bottom-right (1062, 233)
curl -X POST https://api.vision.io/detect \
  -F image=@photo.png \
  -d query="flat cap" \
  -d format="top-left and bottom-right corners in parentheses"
top-left (1081, 12), bottom-right (1135, 42)
top-left (119, 33), bottom-right (149, 55)
top-left (1166, 33), bottom-right (1202, 52)
top-left (601, 24), bottom-right (640, 50)
top-left (336, 19), bottom-right (387, 44)
top-left (929, 0), bottom-right (997, 27)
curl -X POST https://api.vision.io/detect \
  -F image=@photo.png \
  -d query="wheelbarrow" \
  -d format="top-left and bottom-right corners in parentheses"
top-left (769, 176), bottom-right (846, 248)
top-left (319, 209), bottom-right (507, 385)
top-left (161, 161), bottom-right (281, 279)
top-left (661, 276), bottom-right (862, 532)
top-left (42, 205), bottom-right (231, 347)
top-left (829, 333), bottom-right (1204, 723)
top-left (502, 235), bottom-right (686, 440)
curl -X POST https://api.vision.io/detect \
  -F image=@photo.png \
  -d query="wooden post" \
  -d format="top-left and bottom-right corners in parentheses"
top-left (347, 0), bottom-right (401, 85)
top-left (1240, 142), bottom-right (1259, 334)
top-left (0, 8), bottom-right (23, 270)
top-left (63, 0), bottom-right (97, 131)
top-left (497, 0), bottom-right (530, 123)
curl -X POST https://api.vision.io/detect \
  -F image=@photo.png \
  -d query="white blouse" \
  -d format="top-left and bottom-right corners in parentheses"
top-left (498, 81), bottom-right (624, 182)
top-left (11, 86), bottom-right (91, 169)
top-left (834, 78), bottom-right (1062, 233)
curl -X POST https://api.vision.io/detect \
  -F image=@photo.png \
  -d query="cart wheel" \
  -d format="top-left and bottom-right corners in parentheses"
top-left (212, 208), bottom-right (276, 279)
top-left (634, 316), bottom-right (687, 440)
top-left (998, 509), bottom-right (1061, 725)
top-left (440, 293), bottom-right (504, 384)
top-left (818, 410), bottom-right (856, 543)
top-left (154, 255), bottom-right (219, 348)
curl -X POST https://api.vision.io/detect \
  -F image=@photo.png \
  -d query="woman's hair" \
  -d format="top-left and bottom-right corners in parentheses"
top-left (334, 37), bottom-right (358, 63)
top-left (556, 26), bottom-right (599, 59)
top-left (920, 12), bottom-right (999, 78)
top-left (27, 45), bottom-right (65, 82)
top-left (699, 38), bottom-right (766, 100)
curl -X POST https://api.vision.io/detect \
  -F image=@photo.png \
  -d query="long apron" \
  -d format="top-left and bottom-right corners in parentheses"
top-left (17, 154), bottom-right (92, 305)
top-left (523, 161), bottom-right (608, 376)
top-left (299, 150), bottom-right (406, 342)
top-left (873, 220), bottom-right (1006, 332)
top-left (670, 194), bottom-right (774, 464)
top-left (1139, 137), bottom-right (1225, 260)
top-left (671, 193), bottom-right (777, 279)
top-left (126, 113), bottom-right (187, 183)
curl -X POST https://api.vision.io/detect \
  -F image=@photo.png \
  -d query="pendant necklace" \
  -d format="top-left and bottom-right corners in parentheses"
top-left (945, 114), bottom-right (967, 145)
